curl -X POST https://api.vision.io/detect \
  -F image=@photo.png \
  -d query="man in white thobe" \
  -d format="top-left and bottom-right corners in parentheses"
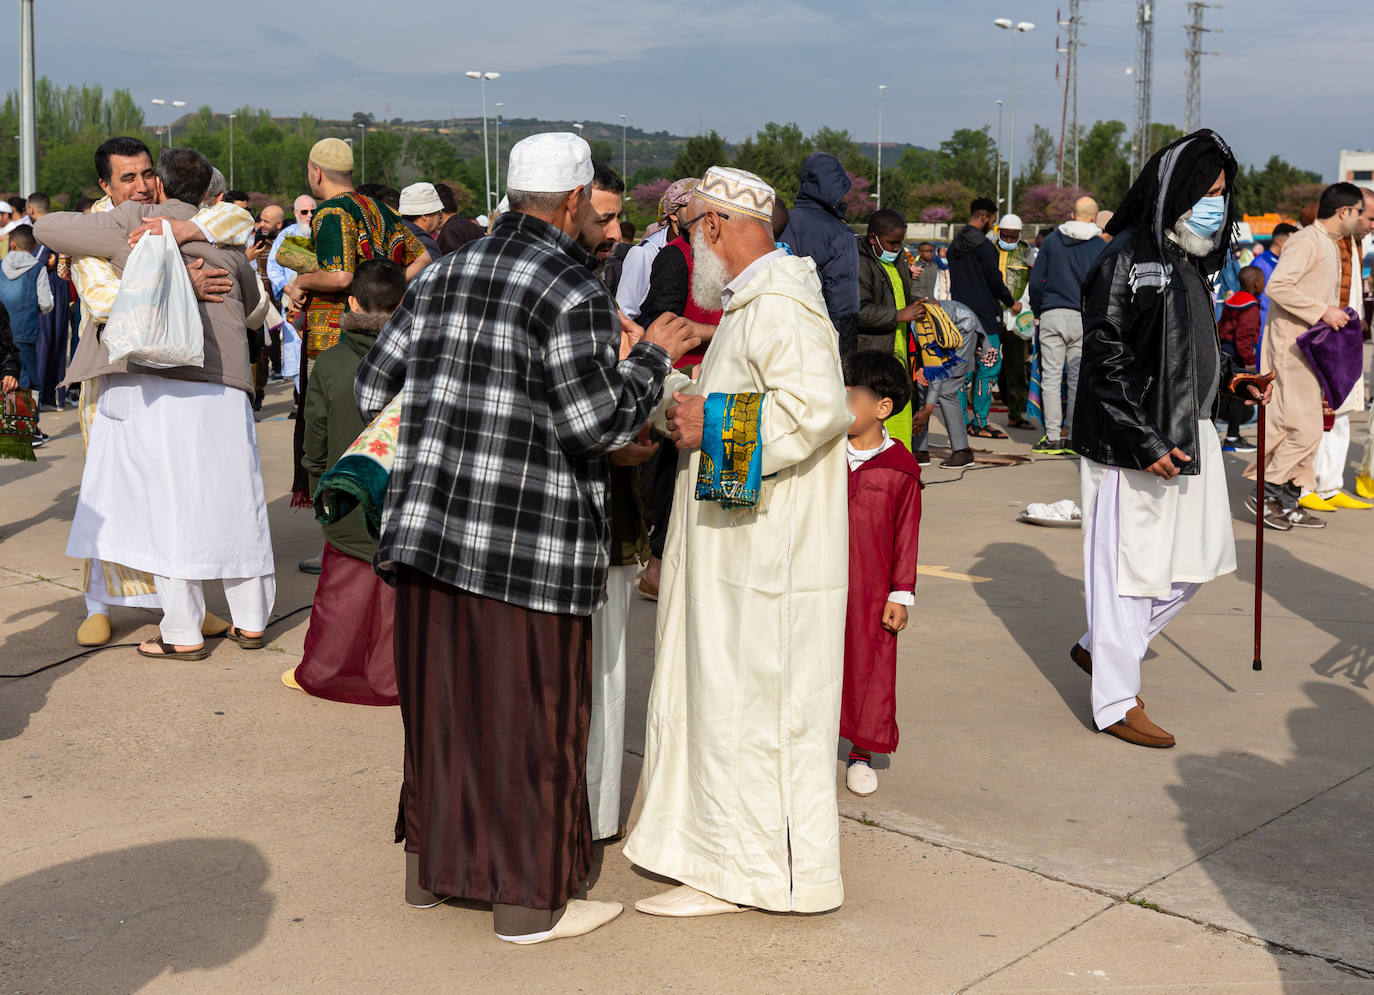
top-left (37, 147), bottom-right (275, 660)
top-left (624, 167), bottom-right (851, 916)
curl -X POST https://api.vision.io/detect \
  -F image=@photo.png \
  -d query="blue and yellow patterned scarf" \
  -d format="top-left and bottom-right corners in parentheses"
top-left (695, 392), bottom-right (764, 508)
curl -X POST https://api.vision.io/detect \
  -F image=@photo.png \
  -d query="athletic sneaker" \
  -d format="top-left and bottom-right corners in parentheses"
top-left (1222, 436), bottom-right (1257, 453)
top-left (1285, 507), bottom-right (1326, 529)
top-left (31, 430), bottom-right (48, 449)
top-left (1244, 493), bottom-right (1293, 531)
top-left (1032, 435), bottom-right (1062, 454)
top-left (913, 450), bottom-right (932, 467)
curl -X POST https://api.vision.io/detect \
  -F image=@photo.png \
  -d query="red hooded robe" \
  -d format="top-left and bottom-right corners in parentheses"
top-left (842, 439), bottom-right (922, 754)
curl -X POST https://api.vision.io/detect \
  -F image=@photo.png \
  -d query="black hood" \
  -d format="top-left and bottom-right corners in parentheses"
top-left (947, 224), bottom-right (988, 261)
top-left (796, 152), bottom-right (851, 217)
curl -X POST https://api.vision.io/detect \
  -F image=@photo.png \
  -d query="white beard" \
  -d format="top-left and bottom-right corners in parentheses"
top-left (690, 234), bottom-right (732, 312)
top-left (1166, 212), bottom-right (1220, 258)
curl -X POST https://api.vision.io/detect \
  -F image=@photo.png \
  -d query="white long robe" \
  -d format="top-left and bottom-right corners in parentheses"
top-left (623, 253), bottom-right (851, 913)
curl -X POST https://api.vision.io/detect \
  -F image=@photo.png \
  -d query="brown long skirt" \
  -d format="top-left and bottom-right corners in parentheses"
top-left (392, 566), bottom-right (593, 910)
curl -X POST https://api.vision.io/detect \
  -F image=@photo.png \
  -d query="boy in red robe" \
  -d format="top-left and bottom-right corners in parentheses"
top-left (841, 351), bottom-right (922, 797)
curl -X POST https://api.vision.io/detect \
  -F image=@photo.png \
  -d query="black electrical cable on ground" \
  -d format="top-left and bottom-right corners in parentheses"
top-left (1, 604), bottom-right (314, 681)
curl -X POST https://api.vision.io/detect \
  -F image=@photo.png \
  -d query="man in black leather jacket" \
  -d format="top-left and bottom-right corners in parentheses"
top-left (1068, 130), bottom-right (1270, 750)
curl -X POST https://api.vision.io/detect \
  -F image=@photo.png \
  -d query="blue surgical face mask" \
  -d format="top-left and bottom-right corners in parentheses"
top-left (1184, 194), bottom-right (1226, 238)
top-left (871, 237), bottom-right (899, 264)
top-left (997, 238), bottom-right (1019, 252)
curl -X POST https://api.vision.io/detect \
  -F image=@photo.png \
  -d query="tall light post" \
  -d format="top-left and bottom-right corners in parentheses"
top-left (618, 114), bottom-right (628, 181)
top-left (465, 70), bottom-right (500, 215)
top-left (150, 98), bottom-right (186, 145)
top-left (876, 84), bottom-right (887, 211)
top-left (357, 123), bottom-right (366, 184)
top-left (228, 112), bottom-right (237, 188)
top-left (994, 18), bottom-right (1034, 213)
top-left (494, 102), bottom-right (504, 204)
top-left (995, 99), bottom-right (1005, 209)
top-left (18, 0), bottom-right (36, 196)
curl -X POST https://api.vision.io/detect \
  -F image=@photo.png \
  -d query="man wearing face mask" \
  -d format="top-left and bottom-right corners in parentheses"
top-left (857, 209), bottom-right (926, 452)
top-left (1242, 182), bottom-right (1365, 529)
top-left (993, 214), bottom-right (1035, 431)
top-left (948, 197), bottom-right (1021, 439)
top-left (1072, 130), bottom-right (1271, 749)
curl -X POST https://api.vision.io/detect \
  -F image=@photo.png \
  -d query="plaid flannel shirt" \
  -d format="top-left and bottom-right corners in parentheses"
top-left (355, 211), bottom-right (672, 617)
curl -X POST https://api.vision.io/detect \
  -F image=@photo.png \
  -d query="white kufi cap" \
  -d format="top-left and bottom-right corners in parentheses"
top-left (506, 132), bottom-right (594, 193)
top-left (999, 213), bottom-right (1023, 229)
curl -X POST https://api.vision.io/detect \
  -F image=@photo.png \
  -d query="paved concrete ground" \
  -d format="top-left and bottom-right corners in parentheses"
top-left (2, 382), bottom-right (1372, 993)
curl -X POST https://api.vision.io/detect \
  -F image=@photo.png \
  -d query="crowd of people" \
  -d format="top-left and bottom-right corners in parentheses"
top-left (0, 123), bottom-right (1370, 945)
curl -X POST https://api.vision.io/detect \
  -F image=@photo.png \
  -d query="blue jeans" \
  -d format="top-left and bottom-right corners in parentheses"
top-left (15, 339), bottom-right (38, 390)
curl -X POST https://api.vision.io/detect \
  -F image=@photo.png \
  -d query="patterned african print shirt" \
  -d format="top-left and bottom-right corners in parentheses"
top-left (303, 191), bottom-right (423, 351)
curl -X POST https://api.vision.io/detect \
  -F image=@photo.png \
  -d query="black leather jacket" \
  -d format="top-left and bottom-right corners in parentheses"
top-left (1072, 229), bottom-right (1242, 475)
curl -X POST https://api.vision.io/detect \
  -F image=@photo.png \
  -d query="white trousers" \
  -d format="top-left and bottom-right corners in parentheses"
top-left (1304, 413), bottom-right (1350, 499)
top-left (155, 574), bottom-right (276, 646)
top-left (587, 564), bottom-right (635, 840)
top-left (1082, 468), bottom-right (1200, 729)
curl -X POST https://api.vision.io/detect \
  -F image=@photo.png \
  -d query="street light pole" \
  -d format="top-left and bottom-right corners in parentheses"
top-left (994, 18), bottom-right (1035, 214)
top-left (151, 98), bottom-right (187, 145)
top-left (619, 114), bottom-right (627, 181)
top-left (358, 123), bottom-right (366, 184)
top-left (228, 112), bottom-right (237, 189)
top-left (995, 99), bottom-right (1004, 209)
top-left (495, 102), bottom-right (503, 204)
top-left (465, 71), bottom-right (501, 216)
top-left (18, 0), bottom-right (36, 196)
top-left (876, 84), bottom-right (887, 211)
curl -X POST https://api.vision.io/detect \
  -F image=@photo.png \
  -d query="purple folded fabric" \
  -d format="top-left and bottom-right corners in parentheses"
top-left (1297, 306), bottom-right (1364, 408)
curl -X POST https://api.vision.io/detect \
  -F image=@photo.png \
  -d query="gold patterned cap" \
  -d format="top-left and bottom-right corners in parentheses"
top-left (693, 166), bottom-right (775, 223)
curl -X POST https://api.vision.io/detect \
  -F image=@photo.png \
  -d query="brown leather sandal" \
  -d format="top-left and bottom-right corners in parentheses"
top-left (137, 637), bottom-right (211, 661)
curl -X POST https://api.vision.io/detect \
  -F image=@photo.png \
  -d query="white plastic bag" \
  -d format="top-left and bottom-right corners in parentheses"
top-left (103, 220), bottom-right (205, 369)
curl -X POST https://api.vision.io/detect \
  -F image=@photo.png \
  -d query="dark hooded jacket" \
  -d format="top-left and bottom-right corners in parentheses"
top-left (1072, 129), bottom-right (1248, 475)
top-left (1027, 220), bottom-right (1106, 314)
top-left (946, 223), bottom-right (1015, 338)
top-left (781, 153), bottom-right (859, 337)
top-left (0, 302), bottom-right (17, 381)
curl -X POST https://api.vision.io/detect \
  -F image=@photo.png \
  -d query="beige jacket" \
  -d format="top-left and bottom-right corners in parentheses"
top-left (35, 200), bottom-right (264, 395)
top-left (1245, 222), bottom-right (1339, 491)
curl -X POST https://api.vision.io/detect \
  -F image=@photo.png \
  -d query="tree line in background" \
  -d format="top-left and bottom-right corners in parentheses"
top-left (0, 79), bottom-right (1324, 232)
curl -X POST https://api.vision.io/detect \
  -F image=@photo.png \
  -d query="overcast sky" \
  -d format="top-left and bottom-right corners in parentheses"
top-left (27, 0), bottom-right (1358, 179)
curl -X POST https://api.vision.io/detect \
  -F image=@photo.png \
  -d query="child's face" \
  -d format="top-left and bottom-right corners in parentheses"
top-left (845, 386), bottom-right (892, 438)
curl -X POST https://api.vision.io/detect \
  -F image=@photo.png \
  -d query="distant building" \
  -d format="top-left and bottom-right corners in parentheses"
top-left (1337, 149), bottom-right (1374, 190)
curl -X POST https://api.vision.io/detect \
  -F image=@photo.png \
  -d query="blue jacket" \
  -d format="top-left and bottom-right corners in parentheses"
top-left (1027, 221), bottom-right (1106, 315)
top-left (0, 251), bottom-right (45, 344)
top-left (780, 152), bottom-right (858, 321)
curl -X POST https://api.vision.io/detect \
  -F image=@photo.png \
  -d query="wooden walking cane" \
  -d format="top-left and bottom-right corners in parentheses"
top-left (1253, 393), bottom-right (1265, 672)
top-left (1234, 371), bottom-right (1276, 672)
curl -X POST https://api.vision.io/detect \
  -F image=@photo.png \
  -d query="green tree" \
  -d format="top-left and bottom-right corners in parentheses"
top-left (1016, 124), bottom-right (1057, 193)
top-left (1235, 155), bottom-right (1322, 215)
top-left (671, 130), bottom-right (728, 180)
top-left (936, 127), bottom-right (999, 198)
top-left (1076, 120), bottom-right (1132, 209)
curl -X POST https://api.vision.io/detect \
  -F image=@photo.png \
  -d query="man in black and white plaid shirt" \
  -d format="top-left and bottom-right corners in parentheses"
top-left (355, 132), bottom-right (698, 945)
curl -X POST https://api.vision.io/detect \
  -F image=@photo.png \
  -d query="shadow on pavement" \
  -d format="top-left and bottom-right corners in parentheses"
top-left (969, 540), bottom-right (1095, 731)
top-left (1168, 682), bottom-right (1374, 981)
top-left (1233, 537), bottom-right (1374, 689)
top-left (0, 838), bottom-right (274, 992)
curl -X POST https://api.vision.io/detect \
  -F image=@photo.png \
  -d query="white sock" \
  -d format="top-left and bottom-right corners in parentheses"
top-left (85, 599), bottom-right (107, 618)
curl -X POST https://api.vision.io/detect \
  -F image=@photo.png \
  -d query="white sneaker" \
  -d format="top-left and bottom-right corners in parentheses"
top-left (846, 761), bottom-right (877, 796)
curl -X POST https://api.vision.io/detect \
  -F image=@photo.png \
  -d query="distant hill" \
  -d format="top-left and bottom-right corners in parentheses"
top-left (303, 114), bottom-right (922, 180)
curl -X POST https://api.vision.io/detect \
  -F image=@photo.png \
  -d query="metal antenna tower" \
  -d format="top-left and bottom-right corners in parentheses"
top-left (1054, 0), bottom-right (1084, 188)
top-left (1131, 0), bottom-right (1154, 177)
top-left (1184, 2), bottom-right (1221, 132)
